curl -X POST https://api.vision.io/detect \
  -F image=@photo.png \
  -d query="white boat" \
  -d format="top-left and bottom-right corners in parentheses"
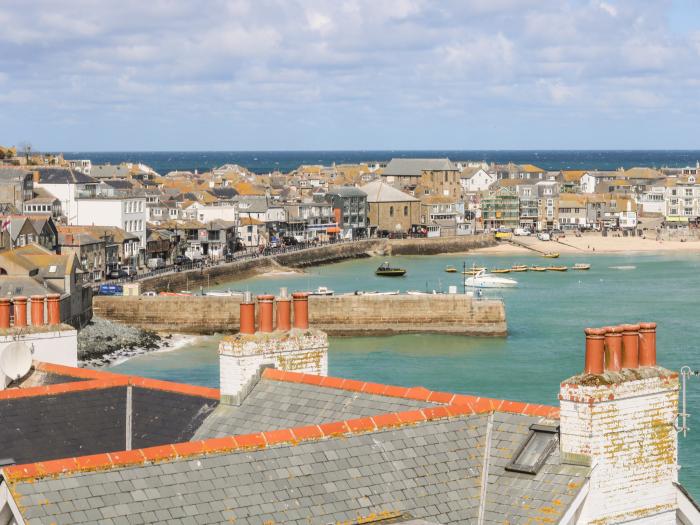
top-left (406, 290), bottom-right (443, 296)
top-left (205, 290), bottom-right (244, 297)
top-left (464, 269), bottom-right (518, 289)
top-left (345, 290), bottom-right (400, 296)
top-left (308, 286), bottom-right (334, 296)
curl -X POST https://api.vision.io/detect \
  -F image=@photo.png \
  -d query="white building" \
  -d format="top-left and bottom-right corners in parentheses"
top-left (73, 195), bottom-right (147, 248)
top-left (460, 168), bottom-right (495, 193)
top-left (34, 167), bottom-right (98, 225)
top-left (185, 201), bottom-right (238, 223)
top-left (665, 179), bottom-right (700, 220)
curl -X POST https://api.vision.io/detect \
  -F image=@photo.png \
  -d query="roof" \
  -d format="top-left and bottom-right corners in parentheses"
top-left (0, 166), bottom-right (32, 181)
top-left (624, 167), bottom-right (662, 179)
top-left (383, 158), bottom-right (456, 177)
top-left (561, 170), bottom-right (587, 182)
top-left (239, 217), bottom-right (263, 226)
top-left (520, 164), bottom-right (545, 173)
top-left (326, 186), bottom-right (367, 198)
top-left (2, 366), bottom-right (583, 525)
top-left (35, 167), bottom-right (96, 185)
top-left (360, 180), bottom-right (418, 203)
top-left (90, 164), bottom-right (132, 179)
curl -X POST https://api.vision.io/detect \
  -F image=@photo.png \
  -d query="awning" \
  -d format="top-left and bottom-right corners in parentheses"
top-left (666, 216), bottom-right (689, 223)
top-left (326, 227), bottom-right (341, 233)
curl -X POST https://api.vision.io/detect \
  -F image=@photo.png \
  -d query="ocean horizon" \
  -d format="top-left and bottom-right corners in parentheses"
top-left (58, 149), bottom-right (700, 175)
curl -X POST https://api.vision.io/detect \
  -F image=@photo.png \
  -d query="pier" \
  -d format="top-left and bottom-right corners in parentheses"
top-left (93, 293), bottom-right (507, 337)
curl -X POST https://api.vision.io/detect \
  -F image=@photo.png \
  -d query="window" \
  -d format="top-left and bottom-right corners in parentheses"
top-left (404, 206), bottom-right (408, 216)
top-left (505, 423), bottom-right (559, 474)
top-left (389, 206), bottom-right (394, 217)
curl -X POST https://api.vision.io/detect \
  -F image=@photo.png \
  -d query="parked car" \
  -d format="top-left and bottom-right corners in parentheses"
top-left (98, 284), bottom-right (123, 296)
top-left (142, 291), bottom-right (157, 297)
top-left (174, 255), bottom-right (192, 266)
top-left (537, 232), bottom-right (551, 241)
top-left (514, 228), bottom-right (531, 236)
top-left (108, 269), bottom-right (129, 279)
top-left (282, 236), bottom-right (299, 246)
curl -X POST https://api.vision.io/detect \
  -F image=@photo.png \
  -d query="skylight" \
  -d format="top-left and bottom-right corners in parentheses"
top-left (505, 423), bottom-right (559, 475)
top-left (48, 265), bottom-right (57, 273)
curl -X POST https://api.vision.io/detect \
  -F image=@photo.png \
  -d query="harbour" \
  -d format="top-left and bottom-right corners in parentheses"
top-left (107, 251), bottom-right (700, 497)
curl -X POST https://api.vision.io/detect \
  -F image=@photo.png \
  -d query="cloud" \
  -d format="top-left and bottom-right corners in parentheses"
top-left (0, 0), bottom-right (699, 149)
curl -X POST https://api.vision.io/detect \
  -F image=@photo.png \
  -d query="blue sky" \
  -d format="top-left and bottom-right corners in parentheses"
top-left (1, 0), bottom-right (699, 151)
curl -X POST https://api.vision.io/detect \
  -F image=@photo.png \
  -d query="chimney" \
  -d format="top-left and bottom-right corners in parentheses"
top-left (559, 322), bottom-right (679, 523)
top-left (30, 295), bottom-right (45, 326)
top-left (275, 288), bottom-right (291, 331)
top-left (32, 170), bottom-right (40, 184)
top-left (219, 290), bottom-right (328, 406)
top-left (239, 291), bottom-right (255, 335)
top-left (257, 294), bottom-right (274, 333)
top-left (292, 292), bottom-right (309, 329)
top-left (13, 297), bottom-right (27, 328)
top-left (0, 298), bottom-right (10, 329)
top-left (46, 294), bottom-right (61, 325)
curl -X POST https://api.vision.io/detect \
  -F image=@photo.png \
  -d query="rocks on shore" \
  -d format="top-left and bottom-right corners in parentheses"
top-left (78, 317), bottom-right (170, 367)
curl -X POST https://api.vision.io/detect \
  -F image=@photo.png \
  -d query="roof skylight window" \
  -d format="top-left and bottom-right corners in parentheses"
top-left (48, 265), bottom-right (57, 273)
top-left (505, 423), bottom-right (559, 475)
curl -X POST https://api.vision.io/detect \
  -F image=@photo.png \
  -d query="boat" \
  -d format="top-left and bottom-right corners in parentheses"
top-left (444, 266), bottom-right (458, 273)
top-left (464, 269), bottom-right (518, 288)
top-left (462, 267), bottom-right (486, 275)
top-left (543, 252), bottom-right (560, 258)
top-left (407, 290), bottom-right (443, 296)
top-left (511, 265), bottom-right (528, 272)
top-left (530, 266), bottom-right (547, 272)
top-left (347, 290), bottom-right (400, 296)
top-left (375, 261), bottom-right (407, 277)
top-left (572, 263), bottom-right (591, 270)
top-left (205, 290), bottom-right (244, 297)
top-left (546, 266), bottom-right (568, 272)
top-left (490, 268), bottom-right (511, 274)
top-left (308, 286), bottom-right (334, 296)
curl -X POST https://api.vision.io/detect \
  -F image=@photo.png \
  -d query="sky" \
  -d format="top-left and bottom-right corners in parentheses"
top-left (1, 0), bottom-right (700, 151)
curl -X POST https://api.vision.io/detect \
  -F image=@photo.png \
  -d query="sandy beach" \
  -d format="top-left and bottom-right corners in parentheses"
top-left (473, 233), bottom-right (700, 255)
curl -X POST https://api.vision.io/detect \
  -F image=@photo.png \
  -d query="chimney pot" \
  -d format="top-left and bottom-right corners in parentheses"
top-left (638, 322), bottom-right (657, 367)
top-left (257, 294), bottom-right (275, 333)
top-left (30, 295), bottom-right (45, 326)
top-left (603, 325), bottom-right (623, 372)
top-left (584, 327), bottom-right (606, 375)
top-left (239, 296), bottom-right (255, 335)
top-left (275, 294), bottom-right (292, 331)
top-left (0, 298), bottom-right (10, 329)
top-left (292, 292), bottom-right (309, 330)
top-left (621, 323), bottom-right (640, 368)
top-left (13, 296), bottom-right (27, 328)
top-left (46, 293), bottom-right (61, 325)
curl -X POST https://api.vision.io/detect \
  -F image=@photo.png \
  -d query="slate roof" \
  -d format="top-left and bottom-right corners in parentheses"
top-left (326, 186), bottom-right (367, 198)
top-left (36, 167), bottom-right (96, 185)
top-left (193, 377), bottom-right (433, 440)
top-left (360, 180), bottom-right (418, 203)
top-left (91, 165), bottom-right (132, 179)
top-left (383, 158), bottom-right (456, 177)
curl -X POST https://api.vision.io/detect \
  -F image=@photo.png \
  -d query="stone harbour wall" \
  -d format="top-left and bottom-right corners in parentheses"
top-left (137, 235), bottom-right (496, 293)
top-left (93, 294), bottom-right (507, 336)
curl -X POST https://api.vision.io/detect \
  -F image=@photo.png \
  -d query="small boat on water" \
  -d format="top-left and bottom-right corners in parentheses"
top-left (572, 263), bottom-right (591, 270)
top-left (308, 286), bottom-right (334, 296)
top-left (407, 290), bottom-right (443, 296)
top-left (490, 268), bottom-right (511, 274)
top-left (511, 265), bottom-right (528, 272)
top-left (347, 290), bottom-right (400, 296)
top-left (546, 266), bottom-right (568, 272)
top-left (444, 266), bottom-right (458, 273)
top-left (543, 252), bottom-right (560, 258)
top-left (462, 267), bottom-right (486, 275)
top-left (464, 269), bottom-right (518, 288)
top-left (530, 266), bottom-right (547, 272)
top-left (375, 261), bottom-right (407, 277)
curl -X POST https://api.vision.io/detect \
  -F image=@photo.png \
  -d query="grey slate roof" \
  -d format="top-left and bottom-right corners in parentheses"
top-left (383, 158), bottom-right (456, 177)
top-left (36, 167), bottom-right (97, 185)
top-left (192, 378), bottom-right (433, 440)
top-left (91, 165), bottom-right (132, 179)
top-left (360, 180), bottom-right (419, 202)
top-left (326, 186), bottom-right (367, 198)
top-left (9, 412), bottom-right (589, 525)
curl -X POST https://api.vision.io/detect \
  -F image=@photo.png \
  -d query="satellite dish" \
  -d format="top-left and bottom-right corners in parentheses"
top-left (0, 342), bottom-right (32, 381)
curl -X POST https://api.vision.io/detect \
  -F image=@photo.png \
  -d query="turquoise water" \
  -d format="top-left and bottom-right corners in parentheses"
top-left (109, 253), bottom-right (700, 496)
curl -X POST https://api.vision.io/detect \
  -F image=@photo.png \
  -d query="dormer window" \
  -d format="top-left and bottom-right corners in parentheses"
top-left (505, 423), bottom-right (559, 474)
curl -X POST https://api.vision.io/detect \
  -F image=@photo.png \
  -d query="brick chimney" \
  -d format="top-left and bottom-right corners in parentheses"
top-left (559, 322), bottom-right (679, 524)
top-left (219, 290), bottom-right (328, 405)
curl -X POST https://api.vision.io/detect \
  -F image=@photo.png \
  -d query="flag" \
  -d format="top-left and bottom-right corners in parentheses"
top-left (1, 218), bottom-right (10, 232)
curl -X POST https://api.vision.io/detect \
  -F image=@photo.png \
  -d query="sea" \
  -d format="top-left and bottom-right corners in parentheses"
top-left (108, 252), bottom-right (700, 497)
top-left (61, 149), bottom-right (700, 175)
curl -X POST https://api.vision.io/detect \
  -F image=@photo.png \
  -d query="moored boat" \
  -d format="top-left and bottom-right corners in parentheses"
top-left (308, 286), bottom-right (334, 296)
top-left (464, 269), bottom-right (518, 288)
top-left (444, 266), bottom-right (458, 273)
top-left (375, 261), bottom-right (407, 277)
top-left (491, 268), bottom-right (511, 274)
top-left (546, 266), bottom-right (568, 272)
top-left (347, 290), bottom-right (400, 296)
top-left (511, 265), bottom-right (528, 272)
top-left (205, 289), bottom-right (244, 297)
top-left (462, 267), bottom-right (486, 275)
top-left (572, 263), bottom-right (591, 270)
top-left (543, 252), bottom-right (560, 258)
top-left (530, 266), bottom-right (547, 272)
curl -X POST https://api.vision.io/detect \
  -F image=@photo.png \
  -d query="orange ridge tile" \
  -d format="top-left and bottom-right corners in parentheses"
top-left (420, 405), bottom-right (451, 420)
top-left (234, 433), bottom-right (266, 449)
top-left (396, 410), bottom-right (426, 424)
top-left (109, 449), bottom-right (146, 467)
top-left (371, 412), bottom-right (402, 428)
top-left (319, 421), bottom-right (350, 436)
top-left (128, 376), bottom-right (220, 399)
top-left (38, 457), bottom-right (79, 477)
top-left (427, 391), bottom-right (455, 404)
top-left (345, 417), bottom-right (376, 433)
top-left (291, 425), bottom-right (324, 441)
top-left (141, 444), bottom-right (177, 461)
top-left (262, 428), bottom-right (295, 445)
top-left (201, 436), bottom-right (237, 453)
top-left (172, 441), bottom-right (206, 458)
top-left (75, 454), bottom-right (112, 470)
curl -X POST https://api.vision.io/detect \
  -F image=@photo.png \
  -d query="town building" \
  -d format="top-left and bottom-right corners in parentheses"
top-left (360, 180), bottom-right (420, 235)
top-left (0, 166), bottom-right (34, 211)
top-left (58, 231), bottom-right (106, 282)
top-left (73, 192), bottom-right (148, 251)
top-left (33, 167), bottom-right (98, 225)
top-left (460, 166), bottom-right (495, 193)
top-left (321, 186), bottom-right (368, 239)
top-left (481, 187), bottom-right (520, 230)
